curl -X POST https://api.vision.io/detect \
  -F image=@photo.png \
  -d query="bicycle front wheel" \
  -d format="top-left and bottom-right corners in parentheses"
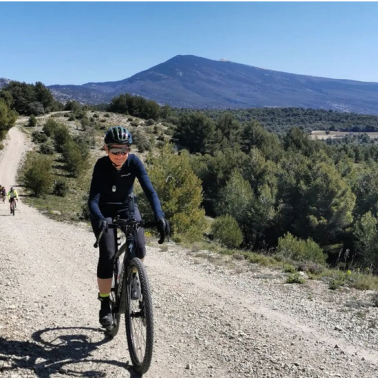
top-left (125, 257), bottom-right (154, 375)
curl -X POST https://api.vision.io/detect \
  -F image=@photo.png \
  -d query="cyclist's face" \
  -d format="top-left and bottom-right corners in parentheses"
top-left (105, 144), bottom-right (129, 167)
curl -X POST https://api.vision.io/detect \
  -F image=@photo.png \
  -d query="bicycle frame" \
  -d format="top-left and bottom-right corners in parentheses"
top-left (94, 213), bottom-right (162, 374)
top-left (93, 214), bottom-right (163, 317)
top-left (10, 198), bottom-right (16, 214)
top-left (111, 219), bottom-right (143, 315)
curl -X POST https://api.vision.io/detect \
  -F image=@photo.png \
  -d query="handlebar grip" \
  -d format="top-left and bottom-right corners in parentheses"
top-left (93, 219), bottom-right (168, 247)
top-left (94, 229), bottom-right (104, 248)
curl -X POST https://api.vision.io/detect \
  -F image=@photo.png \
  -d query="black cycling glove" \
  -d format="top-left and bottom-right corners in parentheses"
top-left (98, 218), bottom-right (109, 233)
top-left (157, 218), bottom-right (170, 242)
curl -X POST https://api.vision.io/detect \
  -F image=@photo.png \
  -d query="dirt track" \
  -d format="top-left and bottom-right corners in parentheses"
top-left (1, 126), bottom-right (378, 377)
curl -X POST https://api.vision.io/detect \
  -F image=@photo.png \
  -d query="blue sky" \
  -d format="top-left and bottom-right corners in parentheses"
top-left (1, 2), bottom-right (378, 85)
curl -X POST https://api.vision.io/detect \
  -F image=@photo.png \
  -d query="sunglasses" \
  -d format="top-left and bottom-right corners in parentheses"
top-left (109, 147), bottom-right (130, 155)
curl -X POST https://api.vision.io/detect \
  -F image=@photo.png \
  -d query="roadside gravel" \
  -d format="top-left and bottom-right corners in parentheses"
top-left (0, 126), bottom-right (378, 378)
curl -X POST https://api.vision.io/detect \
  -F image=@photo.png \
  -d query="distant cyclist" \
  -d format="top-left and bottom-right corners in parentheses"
top-left (7, 187), bottom-right (19, 213)
top-left (0, 185), bottom-right (5, 202)
top-left (88, 125), bottom-right (170, 327)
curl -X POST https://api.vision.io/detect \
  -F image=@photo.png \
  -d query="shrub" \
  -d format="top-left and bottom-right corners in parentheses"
top-left (28, 114), bottom-right (37, 127)
top-left (211, 214), bottom-right (243, 249)
top-left (156, 140), bottom-right (165, 148)
top-left (22, 153), bottom-right (53, 197)
top-left (329, 277), bottom-right (345, 290)
top-left (134, 130), bottom-right (151, 153)
top-left (81, 117), bottom-right (90, 130)
top-left (79, 194), bottom-right (90, 221)
top-left (73, 110), bottom-right (85, 120)
top-left (54, 125), bottom-right (71, 152)
top-left (137, 144), bottom-right (206, 241)
top-left (164, 126), bottom-right (174, 136)
top-left (32, 131), bottom-right (48, 144)
top-left (39, 143), bottom-right (54, 155)
top-left (154, 125), bottom-right (163, 135)
top-left (28, 101), bottom-right (44, 116)
top-left (53, 179), bottom-right (68, 197)
top-left (276, 232), bottom-right (326, 265)
top-left (283, 264), bottom-right (297, 273)
top-left (297, 262), bottom-right (325, 275)
top-left (61, 139), bottom-right (89, 177)
top-left (43, 118), bottom-right (60, 137)
top-left (157, 133), bottom-right (165, 141)
top-left (146, 119), bottom-right (155, 126)
top-left (286, 273), bottom-right (305, 284)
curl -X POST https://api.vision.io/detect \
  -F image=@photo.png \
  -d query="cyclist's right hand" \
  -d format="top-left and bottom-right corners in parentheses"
top-left (157, 218), bottom-right (170, 244)
top-left (98, 218), bottom-right (109, 233)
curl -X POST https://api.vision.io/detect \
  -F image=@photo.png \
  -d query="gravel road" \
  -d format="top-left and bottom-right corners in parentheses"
top-left (1, 126), bottom-right (378, 378)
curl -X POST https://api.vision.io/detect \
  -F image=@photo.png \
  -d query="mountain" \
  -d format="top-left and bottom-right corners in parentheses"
top-left (0, 78), bottom-right (11, 89)
top-left (8, 55), bottom-right (378, 114)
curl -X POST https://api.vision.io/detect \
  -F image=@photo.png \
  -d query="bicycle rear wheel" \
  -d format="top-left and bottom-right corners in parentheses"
top-left (125, 257), bottom-right (154, 375)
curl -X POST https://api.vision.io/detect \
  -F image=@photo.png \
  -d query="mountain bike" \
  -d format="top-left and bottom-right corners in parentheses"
top-left (94, 214), bottom-right (167, 375)
top-left (10, 198), bottom-right (17, 215)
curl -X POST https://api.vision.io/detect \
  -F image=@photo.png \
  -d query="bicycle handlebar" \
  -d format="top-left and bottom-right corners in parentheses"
top-left (93, 218), bottom-right (168, 248)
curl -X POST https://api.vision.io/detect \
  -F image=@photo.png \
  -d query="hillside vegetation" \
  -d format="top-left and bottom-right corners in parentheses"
top-left (178, 107), bottom-right (378, 134)
top-left (3, 81), bottom-right (378, 290)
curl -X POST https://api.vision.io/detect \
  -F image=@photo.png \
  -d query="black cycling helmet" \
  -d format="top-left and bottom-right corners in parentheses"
top-left (104, 126), bottom-right (133, 145)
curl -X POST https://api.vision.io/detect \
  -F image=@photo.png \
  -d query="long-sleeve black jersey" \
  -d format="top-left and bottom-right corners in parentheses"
top-left (88, 154), bottom-right (164, 222)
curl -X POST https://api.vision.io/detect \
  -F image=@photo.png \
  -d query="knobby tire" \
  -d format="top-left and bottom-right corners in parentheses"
top-left (125, 257), bottom-right (154, 375)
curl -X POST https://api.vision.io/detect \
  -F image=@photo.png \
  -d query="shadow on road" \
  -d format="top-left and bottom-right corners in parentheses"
top-left (0, 326), bottom-right (141, 377)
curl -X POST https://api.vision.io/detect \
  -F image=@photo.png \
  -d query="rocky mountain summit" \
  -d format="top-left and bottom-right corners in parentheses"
top-left (2, 55), bottom-right (378, 114)
top-left (48, 55), bottom-right (378, 114)
top-left (0, 77), bottom-right (11, 88)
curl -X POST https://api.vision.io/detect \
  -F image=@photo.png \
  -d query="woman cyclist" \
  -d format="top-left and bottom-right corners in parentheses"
top-left (88, 125), bottom-right (169, 327)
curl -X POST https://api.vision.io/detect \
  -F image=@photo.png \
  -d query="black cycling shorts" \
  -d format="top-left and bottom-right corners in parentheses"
top-left (91, 207), bottom-right (146, 279)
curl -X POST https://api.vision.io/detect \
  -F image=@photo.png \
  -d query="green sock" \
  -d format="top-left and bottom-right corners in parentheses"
top-left (99, 293), bottom-right (110, 298)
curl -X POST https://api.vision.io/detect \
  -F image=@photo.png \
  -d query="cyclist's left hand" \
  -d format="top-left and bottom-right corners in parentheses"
top-left (157, 218), bottom-right (170, 244)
